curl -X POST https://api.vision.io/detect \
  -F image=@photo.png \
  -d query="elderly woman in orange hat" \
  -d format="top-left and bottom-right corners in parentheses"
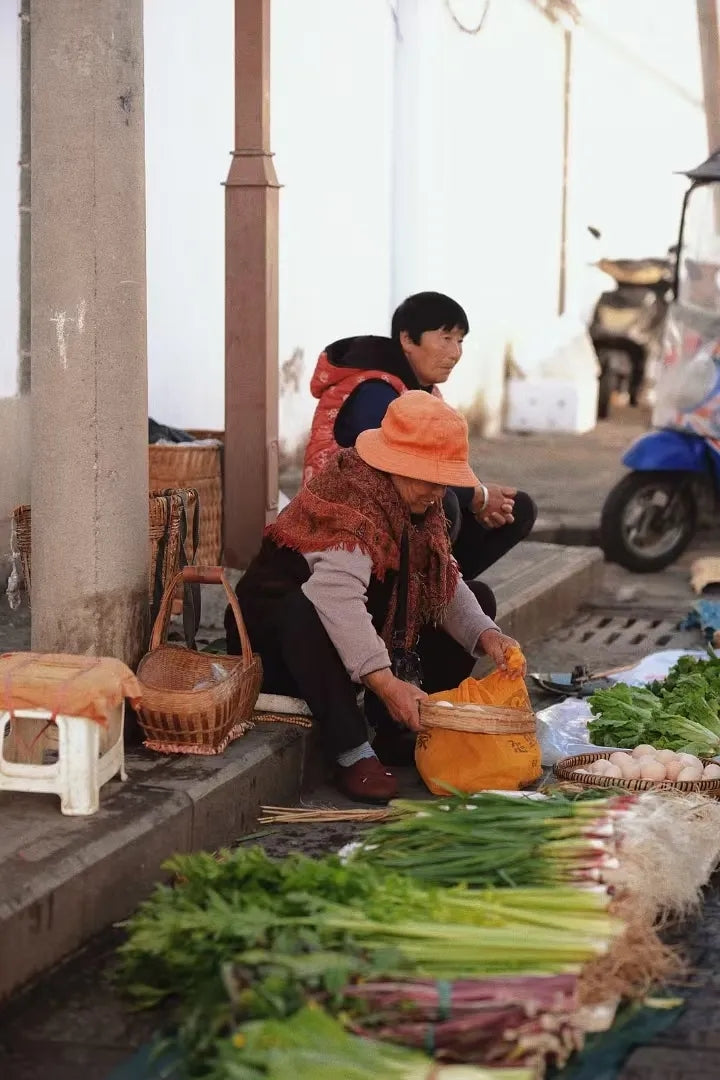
top-left (227, 391), bottom-right (522, 803)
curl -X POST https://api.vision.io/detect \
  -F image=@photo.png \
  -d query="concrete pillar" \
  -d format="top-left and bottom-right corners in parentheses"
top-left (224, 0), bottom-right (280, 569)
top-left (30, 0), bottom-right (149, 665)
top-left (19, 0), bottom-right (30, 395)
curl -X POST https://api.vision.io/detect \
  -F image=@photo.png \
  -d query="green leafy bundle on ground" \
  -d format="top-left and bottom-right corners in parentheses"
top-left (116, 847), bottom-right (618, 1077)
top-left (588, 650), bottom-right (720, 756)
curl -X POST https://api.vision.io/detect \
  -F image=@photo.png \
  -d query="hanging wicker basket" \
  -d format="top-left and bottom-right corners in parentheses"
top-left (135, 566), bottom-right (262, 755)
top-left (10, 491), bottom-right (197, 617)
top-left (149, 442), bottom-right (222, 566)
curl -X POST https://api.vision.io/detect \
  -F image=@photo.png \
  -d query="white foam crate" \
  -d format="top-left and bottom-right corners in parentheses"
top-left (505, 377), bottom-right (598, 434)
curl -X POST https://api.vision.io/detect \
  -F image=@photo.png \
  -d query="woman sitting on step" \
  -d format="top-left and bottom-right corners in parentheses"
top-left (226, 392), bottom-right (524, 804)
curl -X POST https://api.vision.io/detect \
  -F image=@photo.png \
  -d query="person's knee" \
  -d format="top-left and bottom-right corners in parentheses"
top-left (465, 579), bottom-right (497, 622)
top-left (513, 491), bottom-right (537, 538)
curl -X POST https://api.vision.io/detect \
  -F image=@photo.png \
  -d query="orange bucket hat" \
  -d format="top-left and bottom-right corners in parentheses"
top-left (355, 390), bottom-right (480, 487)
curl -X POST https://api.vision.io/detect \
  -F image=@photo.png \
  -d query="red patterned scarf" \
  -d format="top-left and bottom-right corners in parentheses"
top-left (266, 449), bottom-right (458, 648)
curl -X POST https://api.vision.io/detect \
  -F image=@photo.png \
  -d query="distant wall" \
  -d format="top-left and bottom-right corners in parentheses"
top-left (143, 0), bottom-right (233, 433)
top-left (272, 0), bottom-right (396, 458)
top-left (392, 0), bottom-right (564, 437)
top-left (565, 0), bottom-right (705, 317)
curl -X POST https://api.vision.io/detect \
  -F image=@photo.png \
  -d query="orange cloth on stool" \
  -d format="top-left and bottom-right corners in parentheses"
top-left (0, 652), bottom-right (142, 724)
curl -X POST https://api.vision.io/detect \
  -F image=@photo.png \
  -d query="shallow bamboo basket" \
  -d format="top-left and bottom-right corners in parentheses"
top-left (419, 701), bottom-right (536, 735)
top-left (136, 566), bottom-right (262, 755)
top-left (554, 752), bottom-right (720, 795)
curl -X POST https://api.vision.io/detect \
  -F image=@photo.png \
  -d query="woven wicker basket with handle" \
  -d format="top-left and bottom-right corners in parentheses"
top-left (136, 566), bottom-right (262, 755)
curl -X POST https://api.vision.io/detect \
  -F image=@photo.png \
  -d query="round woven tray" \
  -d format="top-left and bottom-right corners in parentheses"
top-left (554, 752), bottom-right (720, 795)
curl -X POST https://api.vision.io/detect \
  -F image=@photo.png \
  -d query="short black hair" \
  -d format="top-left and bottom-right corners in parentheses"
top-left (391, 291), bottom-right (470, 344)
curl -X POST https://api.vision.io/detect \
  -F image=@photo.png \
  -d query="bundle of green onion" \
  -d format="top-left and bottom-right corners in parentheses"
top-left (350, 791), bottom-right (626, 887)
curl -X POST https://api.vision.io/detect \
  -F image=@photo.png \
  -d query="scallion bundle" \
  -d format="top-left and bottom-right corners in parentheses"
top-left (351, 792), bottom-right (628, 887)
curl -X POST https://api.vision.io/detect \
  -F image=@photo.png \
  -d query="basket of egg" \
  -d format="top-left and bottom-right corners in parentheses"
top-left (554, 744), bottom-right (720, 794)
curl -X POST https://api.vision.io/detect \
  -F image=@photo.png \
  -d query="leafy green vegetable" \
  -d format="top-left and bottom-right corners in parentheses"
top-left (208, 1005), bottom-right (533, 1080)
top-left (588, 650), bottom-right (720, 755)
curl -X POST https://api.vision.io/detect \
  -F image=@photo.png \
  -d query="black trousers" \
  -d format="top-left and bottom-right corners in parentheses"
top-left (445, 490), bottom-right (537, 581)
top-left (234, 578), bottom-right (497, 760)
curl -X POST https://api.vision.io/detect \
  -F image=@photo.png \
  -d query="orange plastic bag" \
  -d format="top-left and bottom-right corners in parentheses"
top-left (414, 647), bottom-right (542, 795)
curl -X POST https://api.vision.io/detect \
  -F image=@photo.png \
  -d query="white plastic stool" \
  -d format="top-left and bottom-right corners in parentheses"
top-left (0, 703), bottom-right (126, 815)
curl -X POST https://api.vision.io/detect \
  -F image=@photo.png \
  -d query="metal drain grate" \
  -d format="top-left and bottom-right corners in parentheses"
top-left (552, 611), bottom-right (694, 653)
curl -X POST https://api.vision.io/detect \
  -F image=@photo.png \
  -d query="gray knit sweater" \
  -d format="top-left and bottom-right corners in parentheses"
top-left (301, 548), bottom-right (499, 683)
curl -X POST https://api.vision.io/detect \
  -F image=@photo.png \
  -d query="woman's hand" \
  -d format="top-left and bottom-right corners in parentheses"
top-left (472, 483), bottom-right (516, 528)
top-left (477, 629), bottom-right (526, 676)
top-left (363, 668), bottom-right (428, 732)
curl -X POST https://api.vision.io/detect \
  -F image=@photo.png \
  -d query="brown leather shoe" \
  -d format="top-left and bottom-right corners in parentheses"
top-left (335, 756), bottom-right (398, 804)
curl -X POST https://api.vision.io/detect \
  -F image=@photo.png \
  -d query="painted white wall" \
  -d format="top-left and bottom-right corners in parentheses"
top-left (143, 0), bottom-right (233, 432)
top-left (272, 0), bottom-right (396, 456)
top-left (143, 0), bottom-right (396, 453)
top-left (0, 2), bottom-right (19, 399)
top-left (393, 0), bottom-right (565, 436)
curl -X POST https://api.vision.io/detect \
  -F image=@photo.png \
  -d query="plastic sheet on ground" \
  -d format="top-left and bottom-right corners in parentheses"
top-left (537, 649), bottom-right (706, 766)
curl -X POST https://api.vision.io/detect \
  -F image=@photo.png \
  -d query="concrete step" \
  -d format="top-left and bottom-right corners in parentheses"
top-left (0, 541), bottom-right (601, 1003)
top-left (0, 724), bottom-right (307, 1003)
top-left (485, 541), bottom-right (604, 644)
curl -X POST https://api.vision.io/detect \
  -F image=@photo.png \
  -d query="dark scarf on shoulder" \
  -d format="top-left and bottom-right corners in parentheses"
top-left (266, 449), bottom-right (458, 648)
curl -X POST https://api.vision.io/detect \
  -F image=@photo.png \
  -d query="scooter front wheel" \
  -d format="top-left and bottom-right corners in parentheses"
top-left (600, 471), bottom-right (697, 573)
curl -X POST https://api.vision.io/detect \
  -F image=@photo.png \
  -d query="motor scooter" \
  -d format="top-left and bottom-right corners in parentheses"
top-left (600, 150), bottom-right (720, 572)
top-left (588, 249), bottom-right (673, 420)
